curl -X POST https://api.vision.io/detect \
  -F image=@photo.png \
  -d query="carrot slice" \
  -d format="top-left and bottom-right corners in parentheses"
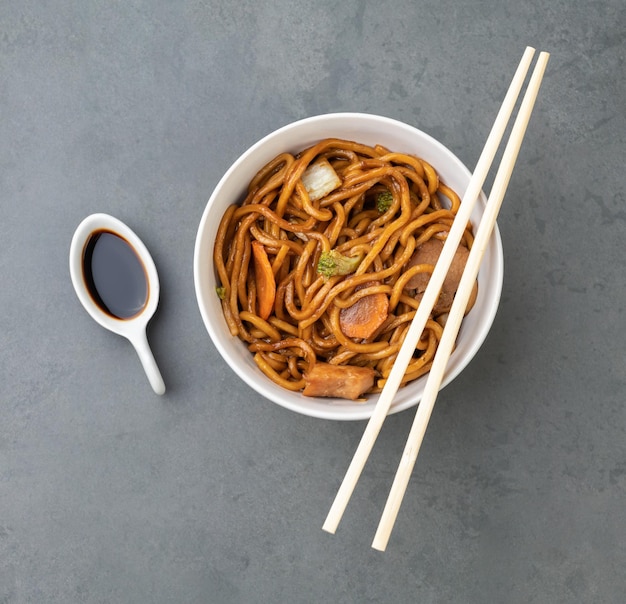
top-left (339, 284), bottom-right (389, 339)
top-left (251, 241), bottom-right (276, 320)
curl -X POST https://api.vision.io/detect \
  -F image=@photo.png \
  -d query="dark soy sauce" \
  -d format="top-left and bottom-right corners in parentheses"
top-left (83, 230), bottom-right (148, 319)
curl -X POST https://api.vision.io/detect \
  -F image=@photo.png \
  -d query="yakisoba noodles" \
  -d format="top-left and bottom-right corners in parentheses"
top-left (213, 138), bottom-right (477, 401)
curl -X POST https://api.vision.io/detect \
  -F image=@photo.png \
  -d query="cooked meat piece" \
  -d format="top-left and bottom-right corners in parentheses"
top-left (303, 362), bottom-right (375, 400)
top-left (404, 238), bottom-right (471, 314)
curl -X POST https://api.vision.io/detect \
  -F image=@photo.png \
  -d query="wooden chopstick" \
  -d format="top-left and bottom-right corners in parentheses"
top-left (371, 50), bottom-right (550, 551)
top-left (322, 46), bottom-right (540, 537)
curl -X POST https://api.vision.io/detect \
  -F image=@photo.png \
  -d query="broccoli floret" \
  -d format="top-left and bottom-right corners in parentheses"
top-left (317, 250), bottom-right (362, 279)
top-left (376, 190), bottom-right (393, 213)
top-left (216, 286), bottom-right (226, 300)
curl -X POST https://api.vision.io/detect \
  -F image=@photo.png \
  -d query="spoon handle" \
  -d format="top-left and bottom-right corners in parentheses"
top-left (130, 330), bottom-right (166, 395)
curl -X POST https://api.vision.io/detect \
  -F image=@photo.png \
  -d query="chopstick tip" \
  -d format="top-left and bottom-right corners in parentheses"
top-left (371, 539), bottom-right (388, 552)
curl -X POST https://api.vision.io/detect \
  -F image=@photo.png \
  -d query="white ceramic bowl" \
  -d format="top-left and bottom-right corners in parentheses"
top-left (194, 113), bottom-right (503, 420)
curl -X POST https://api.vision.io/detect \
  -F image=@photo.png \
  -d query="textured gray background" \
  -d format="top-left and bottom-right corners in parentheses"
top-left (1, 1), bottom-right (625, 602)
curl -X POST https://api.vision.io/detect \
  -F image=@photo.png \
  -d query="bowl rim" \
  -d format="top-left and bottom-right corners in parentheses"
top-left (194, 112), bottom-right (503, 420)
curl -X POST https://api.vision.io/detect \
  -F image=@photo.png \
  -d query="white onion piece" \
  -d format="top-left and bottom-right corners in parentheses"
top-left (301, 158), bottom-right (342, 201)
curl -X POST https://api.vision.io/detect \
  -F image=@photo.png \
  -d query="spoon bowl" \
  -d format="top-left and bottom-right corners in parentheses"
top-left (69, 213), bottom-right (166, 395)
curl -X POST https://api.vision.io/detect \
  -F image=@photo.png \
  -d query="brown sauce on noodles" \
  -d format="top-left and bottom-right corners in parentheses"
top-left (213, 139), bottom-right (475, 399)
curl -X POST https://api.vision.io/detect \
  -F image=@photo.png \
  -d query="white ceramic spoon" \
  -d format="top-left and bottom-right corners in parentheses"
top-left (69, 213), bottom-right (166, 395)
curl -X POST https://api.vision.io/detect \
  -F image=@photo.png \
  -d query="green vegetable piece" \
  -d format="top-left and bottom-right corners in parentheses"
top-left (376, 190), bottom-right (393, 213)
top-left (216, 286), bottom-right (226, 300)
top-left (317, 250), bottom-right (362, 279)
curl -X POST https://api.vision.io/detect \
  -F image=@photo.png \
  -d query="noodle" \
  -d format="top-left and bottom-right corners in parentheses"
top-left (213, 139), bottom-right (475, 397)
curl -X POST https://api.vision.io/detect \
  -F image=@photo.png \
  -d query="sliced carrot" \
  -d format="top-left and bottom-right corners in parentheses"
top-left (251, 241), bottom-right (276, 320)
top-left (339, 283), bottom-right (389, 340)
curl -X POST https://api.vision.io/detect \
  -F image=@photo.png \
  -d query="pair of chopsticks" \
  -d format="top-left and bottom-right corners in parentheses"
top-left (322, 46), bottom-right (550, 551)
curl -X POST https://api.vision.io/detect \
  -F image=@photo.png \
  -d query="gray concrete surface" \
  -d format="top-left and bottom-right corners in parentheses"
top-left (1, 1), bottom-right (625, 602)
